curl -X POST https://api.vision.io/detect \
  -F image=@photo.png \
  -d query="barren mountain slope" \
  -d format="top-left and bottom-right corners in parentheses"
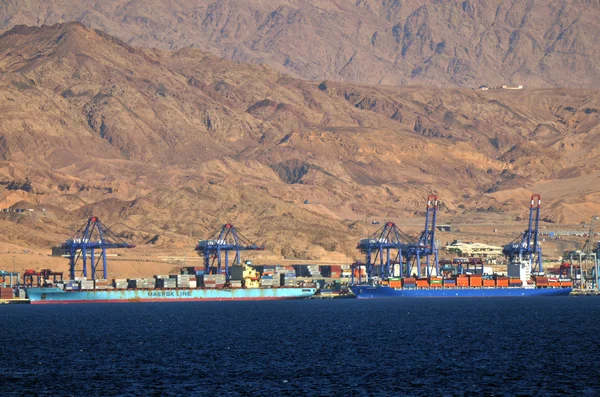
top-left (1, 1), bottom-right (599, 87)
top-left (1, 23), bottom-right (600, 268)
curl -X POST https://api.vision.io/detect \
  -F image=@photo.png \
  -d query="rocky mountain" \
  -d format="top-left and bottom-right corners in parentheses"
top-left (1, 1), bottom-right (599, 87)
top-left (0, 23), bottom-right (600, 269)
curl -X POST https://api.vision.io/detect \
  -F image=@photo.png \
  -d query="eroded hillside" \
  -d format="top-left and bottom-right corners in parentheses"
top-left (1, 23), bottom-right (599, 266)
top-left (1, 1), bottom-right (599, 87)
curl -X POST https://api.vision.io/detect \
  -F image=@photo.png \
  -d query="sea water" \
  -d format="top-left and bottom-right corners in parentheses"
top-left (1, 297), bottom-right (599, 396)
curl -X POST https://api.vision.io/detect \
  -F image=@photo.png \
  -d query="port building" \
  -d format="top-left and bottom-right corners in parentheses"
top-left (444, 240), bottom-right (503, 258)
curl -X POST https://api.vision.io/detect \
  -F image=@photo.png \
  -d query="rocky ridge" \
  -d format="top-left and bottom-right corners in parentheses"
top-left (0, 23), bottom-right (599, 266)
top-left (1, 1), bottom-right (599, 87)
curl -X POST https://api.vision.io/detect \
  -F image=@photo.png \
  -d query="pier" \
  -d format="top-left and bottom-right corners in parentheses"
top-left (570, 289), bottom-right (600, 296)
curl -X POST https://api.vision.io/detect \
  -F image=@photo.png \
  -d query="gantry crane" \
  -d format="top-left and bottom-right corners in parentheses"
top-left (502, 194), bottom-right (542, 284)
top-left (572, 215), bottom-right (600, 288)
top-left (355, 222), bottom-right (412, 283)
top-left (406, 195), bottom-right (440, 278)
top-left (63, 217), bottom-right (135, 280)
top-left (581, 216), bottom-right (599, 255)
top-left (594, 241), bottom-right (600, 290)
top-left (195, 224), bottom-right (264, 280)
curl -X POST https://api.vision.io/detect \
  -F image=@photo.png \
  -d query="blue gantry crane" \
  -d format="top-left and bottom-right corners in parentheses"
top-left (353, 195), bottom-right (441, 283)
top-left (502, 194), bottom-right (543, 282)
top-left (595, 242), bottom-right (600, 291)
top-left (0, 270), bottom-right (20, 287)
top-left (354, 221), bottom-right (413, 283)
top-left (405, 195), bottom-right (440, 278)
top-left (570, 215), bottom-right (600, 288)
top-left (64, 217), bottom-right (135, 280)
top-left (196, 224), bottom-right (264, 280)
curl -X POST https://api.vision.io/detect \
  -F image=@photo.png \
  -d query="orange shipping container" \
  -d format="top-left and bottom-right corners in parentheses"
top-left (496, 280), bottom-right (509, 287)
top-left (548, 281), bottom-right (561, 287)
top-left (469, 278), bottom-right (482, 287)
top-left (560, 281), bottom-right (573, 287)
top-left (483, 279), bottom-right (496, 287)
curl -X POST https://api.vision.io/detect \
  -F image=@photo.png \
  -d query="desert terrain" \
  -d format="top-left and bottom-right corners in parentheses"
top-left (0, 20), bottom-right (599, 277)
top-left (1, 1), bottom-right (599, 88)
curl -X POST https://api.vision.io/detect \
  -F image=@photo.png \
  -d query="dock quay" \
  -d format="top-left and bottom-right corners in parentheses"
top-left (0, 299), bottom-right (30, 304)
top-left (570, 289), bottom-right (600, 296)
top-left (310, 291), bottom-right (355, 299)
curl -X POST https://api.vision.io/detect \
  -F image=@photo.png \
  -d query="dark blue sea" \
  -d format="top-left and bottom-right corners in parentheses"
top-left (1, 297), bottom-right (599, 396)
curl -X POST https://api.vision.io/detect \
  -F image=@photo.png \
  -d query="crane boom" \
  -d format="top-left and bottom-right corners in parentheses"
top-left (196, 224), bottom-right (264, 280)
top-left (407, 195), bottom-right (440, 278)
top-left (63, 217), bottom-right (135, 280)
top-left (355, 221), bottom-right (412, 282)
top-left (582, 215), bottom-right (599, 254)
top-left (502, 194), bottom-right (543, 284)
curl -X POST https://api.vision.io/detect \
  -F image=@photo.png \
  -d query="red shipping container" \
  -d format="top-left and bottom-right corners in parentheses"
top-left (416, 279), bottom-right (429, 287)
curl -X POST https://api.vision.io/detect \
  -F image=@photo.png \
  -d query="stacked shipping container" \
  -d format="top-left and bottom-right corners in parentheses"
top-left (202, 274), bottom-right (226, 288)
top-left (155, 275), bottom-right (176, 289)
top-left (0, 287), bottom-right (14, 299)
top-left (377, 274), bottom-right (565, 289)
top-left (114, 279), bottom-right (128, 289)
top-left (402, 278), bottom-right (416, 288)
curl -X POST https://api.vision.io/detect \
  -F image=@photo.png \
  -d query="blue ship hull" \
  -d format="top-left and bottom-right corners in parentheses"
top-left (350, 285), bottom-right (572, 299)
top-left (25, 287), bottom-right (316, 304)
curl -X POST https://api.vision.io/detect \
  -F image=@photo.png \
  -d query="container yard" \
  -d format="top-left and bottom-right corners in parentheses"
top-left (0, 270), bottom-right (28, 304)
top-left (23, 261), bottom-right (319, 303)
top-left (350, 195), bottom-right (582, 299)
top-left (2, 194), bottom-right (599, 304)
top-left (16, 221), bottom-right (318, 303)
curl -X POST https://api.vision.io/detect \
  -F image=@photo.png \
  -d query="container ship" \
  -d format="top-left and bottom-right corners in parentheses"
top-left (25, 286), bottom-right (316, 304)
top-left (350, 275), bottom-right (572, 299)
top-left (25, 264), bottom-right (316, 304)
top-left (350, 194), bottom-right (574, 299)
